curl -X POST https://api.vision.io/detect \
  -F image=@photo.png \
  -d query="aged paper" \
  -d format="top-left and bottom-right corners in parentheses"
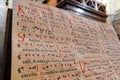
top-left (12, 0), bottom-right (120, 80)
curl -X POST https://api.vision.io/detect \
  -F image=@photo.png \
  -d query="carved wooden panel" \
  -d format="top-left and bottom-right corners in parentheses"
top-left (56, 0), bottom-right (107, 22)
top-left (57, 0), bottom-right (106, 14)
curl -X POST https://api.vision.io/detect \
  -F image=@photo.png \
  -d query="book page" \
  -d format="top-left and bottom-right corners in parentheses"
top-left (11, 0), bottom-right (120, 80)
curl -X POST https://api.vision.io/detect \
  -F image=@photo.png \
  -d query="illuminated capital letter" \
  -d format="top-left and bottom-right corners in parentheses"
top-left (18, 5), bottom-right (24, 14)
top-left (79, 61), bottom-right (86, 71)
top-left (18, 33), bottom-right (24, 42)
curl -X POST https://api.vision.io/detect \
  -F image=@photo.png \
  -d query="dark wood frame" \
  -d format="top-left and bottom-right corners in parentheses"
top-left (1, 9), bottom-right (12, 80)
top-left (113, 19), bottom-right (120, 34)
top-left (56, 0), bottom-right (107, 23)
top-left (113, 19), bottom-right (120, 40)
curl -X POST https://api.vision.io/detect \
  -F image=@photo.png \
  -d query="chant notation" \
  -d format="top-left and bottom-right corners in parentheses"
top-left (27, 71), bottom-right (81, 80)
top-left (18, 65), bottom-right (38, 73)
top-left (17, 42), bottom-right (74, 52)
top-left (17, 52), bottom-right (76, 61)
top-left (51, 71), bottom-right (81, 80)
top-left (82, 65), bottom-right (113, 78)
top-left (86, 71), bottom-right (119, 80)
top-left (17, 62), bottom-right (78, 74)
top-left (38, 62), bottom-right (78, 71)
top-left (85, 59), bottom-right (110, 67)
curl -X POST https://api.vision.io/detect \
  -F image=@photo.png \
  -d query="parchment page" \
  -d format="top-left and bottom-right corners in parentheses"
top-left (11, 0), bottom-right (120, 80)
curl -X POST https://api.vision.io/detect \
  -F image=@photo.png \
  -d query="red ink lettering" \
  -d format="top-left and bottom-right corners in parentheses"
top-left (18, 33), bottom-right (24, 42)
top-left (79, 61), bottom-right (86, 71)
top-left (18, 5), bottom-right (24, 14)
